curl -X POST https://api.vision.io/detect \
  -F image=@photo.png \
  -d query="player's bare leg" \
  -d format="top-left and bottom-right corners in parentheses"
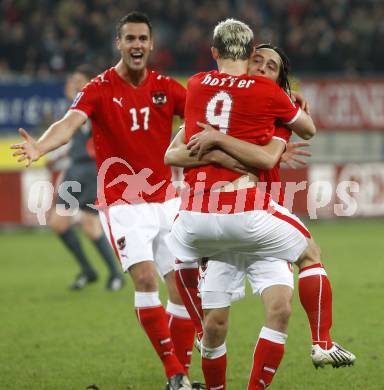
top-left (296, 238), bottom-right (356, 368)
top-left (164, 271), bottom-right (196, 375)
top-left (130, 261), bottom-right (191, 389)
top-left (80, 211), bottom-right (124, 290)
top-left (79, 211), bottom-right (103, 240)
top-left (201, 307), bottom-right (229, 390)
top-left (49, 211), bottom-right (97, 289)
top-left (262, 285), bottom-right (292, 334)
top-left (247, 285), bottom-right (291, 390)
top-left (49, 210), bottom-right (72, 235)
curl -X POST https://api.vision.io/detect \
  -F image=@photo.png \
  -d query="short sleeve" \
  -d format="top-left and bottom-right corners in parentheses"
top-left (273, 126), bottom-right (292, 144)
top-left (271, 86), bottom-right (302, 125)
top-left (69, 80), bottom-right (99, 119)
top-left (169, 78), bottom-right (186, 118)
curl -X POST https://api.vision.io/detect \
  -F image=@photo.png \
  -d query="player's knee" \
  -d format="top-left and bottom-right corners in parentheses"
top-left (203, 313), bottom-right (228, 342)
top-left (132, 269), bottom-right (158, 291)
top-left (277, 303), bottom-right (291, 324)
top-left (166, 279), bottom-right (179, 297)
top-left (165, 277), bottom-right (183, 305)
top-left (80, 223), bottom-right (94, 239)
top-left (82, 224), bottom-right (100, 241)
top-left (80, 213), bottom-right (102, 240)
top-left (49, 213), bottom-right (69, 234)
top-left (267, 300), bottom-right (291, 327)
top-left (165, 280), bottom-right (183, 304)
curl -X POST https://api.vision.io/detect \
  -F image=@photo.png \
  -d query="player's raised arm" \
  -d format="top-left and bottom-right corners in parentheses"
top-left (10, 110), bottom-right (86, 167)
top-left (291, 91), bottom-right (311, 115)
top-left (272, 86), bottom-right (316, 140)
top-left (287, 108), bottom-right (316, 140)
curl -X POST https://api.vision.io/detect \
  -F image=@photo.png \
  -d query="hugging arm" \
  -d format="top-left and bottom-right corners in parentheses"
top-left (164, 126), bottom-right (249, 174)
top-left (187, 123), bottom-right (286, 170)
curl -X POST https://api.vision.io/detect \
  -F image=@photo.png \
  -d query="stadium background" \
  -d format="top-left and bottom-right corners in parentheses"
top-left (1, 1), bottom-right (383, 389)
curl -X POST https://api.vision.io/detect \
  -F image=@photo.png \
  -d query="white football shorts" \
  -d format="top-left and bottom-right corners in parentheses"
top-left (199, 254), bottom-right (294, 309)
top-left (99, 197), bottom-right (180, 276)
top-left (166, 199), bottom-right (310, 264)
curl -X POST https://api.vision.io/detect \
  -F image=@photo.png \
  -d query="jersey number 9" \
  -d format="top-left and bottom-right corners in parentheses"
top-left (206, 91), bottom-right (232, 134)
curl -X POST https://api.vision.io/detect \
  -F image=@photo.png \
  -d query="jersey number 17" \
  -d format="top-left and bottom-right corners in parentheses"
top-left (130, 107), bottom-right (150, 131)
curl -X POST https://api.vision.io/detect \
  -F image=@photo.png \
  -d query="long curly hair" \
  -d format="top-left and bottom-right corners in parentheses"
top-left (254, 43), bottom-right (292, 95)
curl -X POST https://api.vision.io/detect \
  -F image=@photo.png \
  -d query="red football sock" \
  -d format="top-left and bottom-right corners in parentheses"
top-left (248, 327), bottom-right (287, 390)
top-left (201, 343), bottom-right (227, 390)
top-left (135, 292), bottom-right (185, 379)
top-left (175, 261), bottom-right (204, 340)
top-left (166, 301), bottom-right (196, 373)
top-left (298, 263), bottom-right (333, 349)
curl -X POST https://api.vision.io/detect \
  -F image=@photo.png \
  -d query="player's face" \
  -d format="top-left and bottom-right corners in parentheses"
top-left (117, 22), bottom-right (153, 71)
top-left (248, 48), bottom-right (281, 82)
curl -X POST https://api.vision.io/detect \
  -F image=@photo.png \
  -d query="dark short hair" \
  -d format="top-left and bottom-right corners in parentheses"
top-left (116, 11), bottom-right (152, 38)
top-left (255, 43), bottom-right (291, 94)
top-left (73, 64), bottom-right (97, 80)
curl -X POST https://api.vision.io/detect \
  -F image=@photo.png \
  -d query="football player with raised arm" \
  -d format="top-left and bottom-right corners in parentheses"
top-left (11, 12), bottom-right (198, 390)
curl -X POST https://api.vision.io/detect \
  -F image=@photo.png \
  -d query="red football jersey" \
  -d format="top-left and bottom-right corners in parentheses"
top-left (258, 126), bottom-right (292, 205)
top-left (183, 71), bottom-right (300, 193)
top-left (69, 67), bottom-right (186, 206)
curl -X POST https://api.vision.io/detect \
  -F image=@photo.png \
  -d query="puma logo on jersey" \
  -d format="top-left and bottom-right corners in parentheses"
top-left (113, 97), bottom-right (123, 107)
top-left (98, 73), bottom-right (110, 83)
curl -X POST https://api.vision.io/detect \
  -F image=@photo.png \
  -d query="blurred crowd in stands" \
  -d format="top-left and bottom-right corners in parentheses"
top-left (1, 0), bottom-right (383, 78)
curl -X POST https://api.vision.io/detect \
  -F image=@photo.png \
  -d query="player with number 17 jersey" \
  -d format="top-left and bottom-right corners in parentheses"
top-left (70, 67), bottom-right (186, 206)
top-left (183, 70), bottom-right (301, 197)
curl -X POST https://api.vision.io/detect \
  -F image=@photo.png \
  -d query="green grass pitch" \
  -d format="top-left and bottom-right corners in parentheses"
top-left (1, 219), bottom-right (383, 389)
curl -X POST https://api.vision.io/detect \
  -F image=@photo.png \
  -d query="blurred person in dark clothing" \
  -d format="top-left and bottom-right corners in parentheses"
top-left (49, 65), bottom-right (125, 291)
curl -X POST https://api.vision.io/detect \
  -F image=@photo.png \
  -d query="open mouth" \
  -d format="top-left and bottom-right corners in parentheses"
top-left (130, 52), bottom-right (144, 64)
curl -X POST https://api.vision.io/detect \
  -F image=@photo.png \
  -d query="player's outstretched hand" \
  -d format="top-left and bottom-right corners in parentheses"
top-left (281, 141), bottom-right (311, 168)
top-left (187, 122), bottom-right (221, 160)
top-left (291, 91), bottom-right (310, 115)
top-left (10, 128), bottom-right (42, 167)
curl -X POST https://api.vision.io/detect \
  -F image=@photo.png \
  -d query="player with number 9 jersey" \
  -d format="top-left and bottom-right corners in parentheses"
top-left (70, 67), bottom-right (186, 206)
top-left (183, 71), bottom-right (301, 196)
